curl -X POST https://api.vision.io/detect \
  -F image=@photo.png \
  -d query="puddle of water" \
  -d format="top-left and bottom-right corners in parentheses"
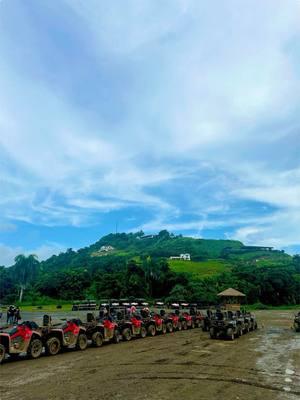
top-left (256, 327), bottom-right (300, 397)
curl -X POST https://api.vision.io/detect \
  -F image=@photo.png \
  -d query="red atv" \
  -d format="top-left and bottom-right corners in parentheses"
top-left (168, 312), bottom-right (182, 331)
top-left (194, 311), bottom-right (204, 328)
top-left (0, 321), bottom-right (43, 363)
top-left (141, 309), bottom-right (167, 336)
top-left (182, 312), bottom-right (195, 329)
top-left (118, 314), bottom-right (147, 341)
top-left (79, 313), bottom-right (120, 347)
top-left (41, 316), bottom-right (88, 356)
top-left (95, 317), bottom-right (120, 345)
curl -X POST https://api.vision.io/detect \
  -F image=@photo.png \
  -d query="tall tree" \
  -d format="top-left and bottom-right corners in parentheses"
top-left (14, 254), bottom-right (39, 302)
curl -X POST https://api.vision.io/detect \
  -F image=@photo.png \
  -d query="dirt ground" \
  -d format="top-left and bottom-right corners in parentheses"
top-left (0, 310), bottom-right (299, 400)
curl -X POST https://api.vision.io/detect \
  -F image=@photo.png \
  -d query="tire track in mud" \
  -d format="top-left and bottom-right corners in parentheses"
top-left (113, 372), bottom-right (300, 396)
top-left (118, 360), bottom-right (300, 379)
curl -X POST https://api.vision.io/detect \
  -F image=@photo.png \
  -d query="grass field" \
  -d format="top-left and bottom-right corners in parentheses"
top-left (8, 304), bottom-right (73, 313)
top-left (168, 259), bottom-right (230, 279)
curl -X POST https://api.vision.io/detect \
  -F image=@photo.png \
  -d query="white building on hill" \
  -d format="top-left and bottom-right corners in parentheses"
top-left (100, 245), bottom-right (114, 252)
top-left (170, 253), bottom-right (191, 261)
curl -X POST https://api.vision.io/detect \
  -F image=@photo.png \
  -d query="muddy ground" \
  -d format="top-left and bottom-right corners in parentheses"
top-left (0, 310), bottom-right (299, 400)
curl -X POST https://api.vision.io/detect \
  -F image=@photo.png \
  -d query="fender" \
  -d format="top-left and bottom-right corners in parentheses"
top-left (131, 318), bottom-right (141, 328)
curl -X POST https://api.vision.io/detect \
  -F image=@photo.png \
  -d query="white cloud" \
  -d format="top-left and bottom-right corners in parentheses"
top-left (0, 242), bottom-right (67, 266)
top-left (0, 0), bottom-right (300, 249)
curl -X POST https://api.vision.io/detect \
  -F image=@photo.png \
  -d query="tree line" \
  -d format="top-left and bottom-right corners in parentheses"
top-left (1, 249), bottom-right (300, 306)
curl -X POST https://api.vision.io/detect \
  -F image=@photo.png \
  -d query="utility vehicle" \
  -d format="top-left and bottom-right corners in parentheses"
top-left (209, 311), bottom-right (241, 340)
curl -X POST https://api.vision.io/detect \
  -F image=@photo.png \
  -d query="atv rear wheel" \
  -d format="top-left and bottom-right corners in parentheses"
top-left (76, 333), bottom-right (88, 350)
top-left (140, 326), bottom-right (147, 338)
top-left (148, 324), bottom-right (156, 336)
top-left (0, 344), bottom-right (6, 364)
top-left (166, 322), bottom-right (173, 333)
top-left (122, 328), bottom-right (132, 341)
top-left (92, 332), bottom-right (103, 347)
top-left (27, 338), bottom-right (43, 359)
top-left (113, 329), bottom-right (120, 343)
top-left (45, 337), bottom-right (61, 356)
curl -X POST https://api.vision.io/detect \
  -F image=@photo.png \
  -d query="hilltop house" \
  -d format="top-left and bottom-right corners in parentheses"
top-left (169, 253), bottom-right (191, 261)
top-left (100, 245), bottom-right (114, 252)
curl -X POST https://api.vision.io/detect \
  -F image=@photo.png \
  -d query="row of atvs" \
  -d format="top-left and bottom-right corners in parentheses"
top-left (0, 305), bottom-right (205, 364)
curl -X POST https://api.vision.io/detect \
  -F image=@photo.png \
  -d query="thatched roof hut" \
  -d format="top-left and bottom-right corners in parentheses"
top-left (217, 288), bottom-right (245, 310)
top-left (218, 288), bottom-right (246, 297)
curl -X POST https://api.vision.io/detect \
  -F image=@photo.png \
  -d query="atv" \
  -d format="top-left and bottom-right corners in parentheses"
top-left (83, 313), bottom-right (120, 346)
top-left (111, 307), bottom-right (147, 341)
top-left (41, 315), bottom-right (88, 356)
top-left (181, 311), bottom-right (195, 329)
top-left (140, 308), bottom-right (166, 336)
top-left (243, 312), bottom-right (258, 332)
top-left (167, 312), bottom-right (182, 331)
top-left (189, 304), bottom-right (205, 328)
top-left (294, 313), bottom-right (300, 332)
top-left (0, 321), bottom-right (43, 363)
top-left (234, 311), bottom-right (247, 335)
top-left (209, 311), bottom-right (241, 340)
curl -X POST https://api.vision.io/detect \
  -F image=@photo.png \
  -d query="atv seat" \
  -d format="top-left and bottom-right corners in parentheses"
top-left (23, 321), bottom-right (39, 330)
top-left (43, 314), bottom-right (52, 326)
top-left (87, 313), bottom-right (95, 323)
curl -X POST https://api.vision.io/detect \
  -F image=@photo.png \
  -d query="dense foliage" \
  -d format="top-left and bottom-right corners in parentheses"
top-left (1, 231), bottom-right (300, 306)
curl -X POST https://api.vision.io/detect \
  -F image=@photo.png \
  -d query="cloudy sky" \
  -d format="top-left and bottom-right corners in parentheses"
top-left (1, 0), bottom-right (300, 265)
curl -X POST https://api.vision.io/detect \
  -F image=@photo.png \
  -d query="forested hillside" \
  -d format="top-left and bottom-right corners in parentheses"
top-left (1, 231), bottom-right (300, 306)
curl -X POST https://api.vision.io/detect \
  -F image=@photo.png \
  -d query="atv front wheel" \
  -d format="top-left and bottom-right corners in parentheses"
top-left (45, 337), bottom-right (61, 356)
top-left (182, 321), bottom-right (187, 330)
top-left (76, 334), bottom-right (88, 350)
top-left (177, 321), bottom-right (182, 331)
top-left (0, 344), bottom-right (6, 364)
top-left (27, 338), bottom-right (43, 359)
top-left (148, 325), bottom-right (156, 336)
top-left (92, 332), bottom-right (103, 347)
top-left (162, 324), bottom-right (167, 334)
top-left (122, 328), bottom-right (132, 341)
top-left (191, 321), bottom-right (195, 329)
top-left (113, 329), bottom-right (120, 343)
top-left (166, 322), bottom-right (173, 333)
top-left (140, 326), bottom-right (147, 338)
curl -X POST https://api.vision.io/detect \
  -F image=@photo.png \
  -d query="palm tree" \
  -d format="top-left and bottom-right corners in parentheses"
top-left (14, 254), bottom-right (39, 302)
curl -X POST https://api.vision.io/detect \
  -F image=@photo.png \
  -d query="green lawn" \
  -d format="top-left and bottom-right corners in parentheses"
top-left (14, 304), bottom-right (73, 312)
top-left (168, 259), bottom-right (230, 279)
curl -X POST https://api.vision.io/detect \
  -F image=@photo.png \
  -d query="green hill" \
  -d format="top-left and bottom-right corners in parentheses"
top-left (1, 230), bottom-right (299, 306)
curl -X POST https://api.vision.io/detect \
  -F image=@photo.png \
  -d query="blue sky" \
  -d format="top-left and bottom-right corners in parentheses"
top-left (1, 0), bottom-right (300, 265)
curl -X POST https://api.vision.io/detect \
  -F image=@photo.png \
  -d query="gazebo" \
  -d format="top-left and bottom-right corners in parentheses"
top-left (217, 288), bottom-right (246, 311)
